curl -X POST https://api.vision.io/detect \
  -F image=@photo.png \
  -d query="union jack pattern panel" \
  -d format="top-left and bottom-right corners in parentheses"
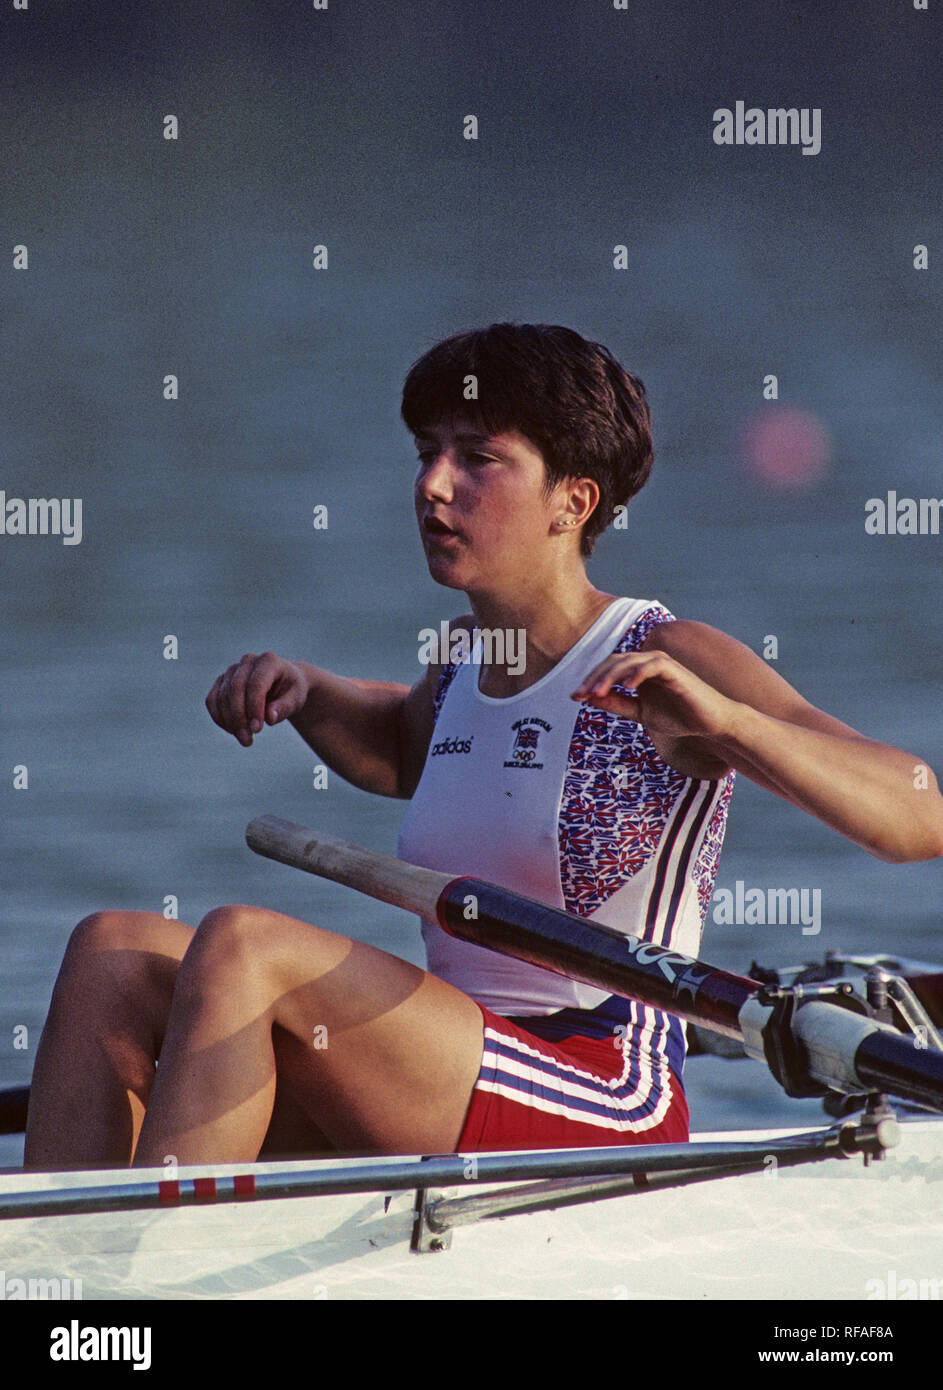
top-left (558, 604), bottom-right (731, 921)
top-left (693, 771), bottom-right (737, 918)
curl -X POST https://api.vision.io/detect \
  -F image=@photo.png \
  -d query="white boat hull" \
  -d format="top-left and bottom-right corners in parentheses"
top-left (1, 1120), bottom-right (941, 1301)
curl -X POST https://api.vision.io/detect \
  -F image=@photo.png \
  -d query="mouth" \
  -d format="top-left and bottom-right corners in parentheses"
top-left (422, 515), bottom-right (462, 541)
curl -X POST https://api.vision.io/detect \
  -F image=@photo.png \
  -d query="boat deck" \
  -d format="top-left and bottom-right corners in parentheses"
top-left (1, 1120), bottom-right (940, 1300)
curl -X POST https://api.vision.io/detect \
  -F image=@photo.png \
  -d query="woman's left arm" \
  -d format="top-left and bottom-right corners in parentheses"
top-left (572, 619), bottom-right (943, 864)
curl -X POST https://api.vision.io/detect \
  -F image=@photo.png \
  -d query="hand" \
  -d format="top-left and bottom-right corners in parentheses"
top-left (205, 652), bottom-right (309, 746)
top-left (571, 649), bottom-right (739, 746)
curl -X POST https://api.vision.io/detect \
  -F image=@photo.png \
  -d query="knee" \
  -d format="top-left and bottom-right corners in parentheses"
top-left (193, 903), bottom-right (260, 944)
top-left (183, 904), bottom-right (267, 977)
top-left (69, 909), bottom-right (163, 956)
top-left (64, 910), bottom-right (193, 981)
top-left (182, 905), bottom-right (334, 991)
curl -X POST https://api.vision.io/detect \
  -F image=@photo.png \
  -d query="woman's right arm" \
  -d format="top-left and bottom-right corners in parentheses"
top-left (205, 649), bottom-right (445, 799)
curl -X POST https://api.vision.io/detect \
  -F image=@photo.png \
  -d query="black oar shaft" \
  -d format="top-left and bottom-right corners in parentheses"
top-left (855, 1030), bottom-right (943, 1112)
top-left (436, 877), bottom-right (756, 1039)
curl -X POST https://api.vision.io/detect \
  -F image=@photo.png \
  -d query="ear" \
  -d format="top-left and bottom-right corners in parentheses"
top-left (565, 476), bottom-right (600, 526)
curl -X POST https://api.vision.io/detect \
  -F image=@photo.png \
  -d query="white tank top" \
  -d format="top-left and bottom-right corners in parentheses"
top-left (396, 598), bottom-right (735, 1080)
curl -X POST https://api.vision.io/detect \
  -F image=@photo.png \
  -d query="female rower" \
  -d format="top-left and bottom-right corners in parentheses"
top-left (24, 322), bottom-right (943, 1168)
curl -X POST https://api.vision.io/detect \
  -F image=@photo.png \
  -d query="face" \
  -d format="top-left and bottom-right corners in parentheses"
top-left (412, 419), bottom-right (569, 594)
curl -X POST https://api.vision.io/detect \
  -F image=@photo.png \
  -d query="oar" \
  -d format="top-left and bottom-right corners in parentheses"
top-left (246, 814), bottom-right (943, 1114)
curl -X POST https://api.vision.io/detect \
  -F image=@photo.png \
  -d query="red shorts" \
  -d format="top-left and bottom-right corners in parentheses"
top-left (456, 1003), bottom-right (689, 1152)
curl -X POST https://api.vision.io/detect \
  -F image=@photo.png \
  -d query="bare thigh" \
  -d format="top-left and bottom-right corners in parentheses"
top-left (147, 904), bottom-right (487, 1155)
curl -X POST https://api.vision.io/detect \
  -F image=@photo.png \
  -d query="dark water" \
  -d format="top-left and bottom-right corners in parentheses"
top-left (2, 0), bottom-right (941, 1158)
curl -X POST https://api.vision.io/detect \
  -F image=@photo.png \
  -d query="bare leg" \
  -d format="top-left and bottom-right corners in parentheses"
top-left (133, 904), bottom-right (485, 1167)
top-left (24, 911), bottom-right (193, 1169)
top-left (24, 910), bottom-right (337, 1170)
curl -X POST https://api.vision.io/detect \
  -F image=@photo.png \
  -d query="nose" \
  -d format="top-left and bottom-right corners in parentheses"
top-left (415, 449), bottom-right (455, 501)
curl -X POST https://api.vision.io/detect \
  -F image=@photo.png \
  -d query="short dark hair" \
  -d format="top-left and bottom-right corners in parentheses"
top-left (400, 322), bottom-right (654, 557)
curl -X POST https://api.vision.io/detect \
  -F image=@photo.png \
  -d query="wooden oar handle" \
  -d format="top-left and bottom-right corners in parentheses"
top-left (245, 815), bottom-right (454, 921)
